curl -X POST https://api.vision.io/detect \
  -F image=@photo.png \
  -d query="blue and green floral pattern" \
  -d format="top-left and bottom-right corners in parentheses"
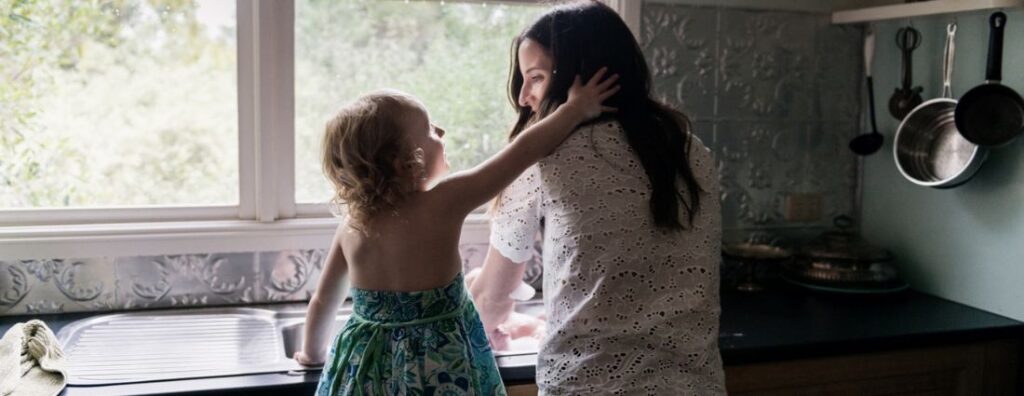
top-left (316, 273), bottom-right (507, 396)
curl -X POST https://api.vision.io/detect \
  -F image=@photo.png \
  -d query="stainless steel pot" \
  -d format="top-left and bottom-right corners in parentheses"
top-left (894, 22), bottom-right (987, 188)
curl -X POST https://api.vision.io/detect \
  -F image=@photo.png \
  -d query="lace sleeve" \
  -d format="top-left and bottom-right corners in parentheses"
top-left (488, 165), bottom-right (543, 264)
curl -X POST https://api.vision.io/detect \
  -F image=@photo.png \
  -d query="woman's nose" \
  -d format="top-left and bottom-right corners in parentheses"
top-left (518, 84), bottom-right (531, 108)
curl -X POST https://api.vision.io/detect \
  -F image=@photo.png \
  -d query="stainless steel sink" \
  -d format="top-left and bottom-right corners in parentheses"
top-left (275, 308), bottom-right (351, 360)
top-left (58, 300), bottom-right (544, 385)
top-left (57, 307), bottom-right (307, 385)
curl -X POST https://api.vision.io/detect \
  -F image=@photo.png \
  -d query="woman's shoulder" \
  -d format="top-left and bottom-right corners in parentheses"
top-left (567, 117), bottom-right (625, 145)
top-left (687, 130), bottom-right (713, 161)
top-left (582, 117), bottom-right (712, 152)
top-left (576, 116), bottom-right (623, 134)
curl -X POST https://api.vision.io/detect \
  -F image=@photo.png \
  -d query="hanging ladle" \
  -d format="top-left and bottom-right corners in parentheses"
top-left (889, 26), bottom-right (923, 120)
top-left (850, 28), bottom-right (883, 155)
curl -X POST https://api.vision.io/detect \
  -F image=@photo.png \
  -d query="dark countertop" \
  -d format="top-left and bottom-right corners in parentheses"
top-left (2, 287), bottom-right (1022, 395)
top-left (718, 286), bottom-right (1024, 365)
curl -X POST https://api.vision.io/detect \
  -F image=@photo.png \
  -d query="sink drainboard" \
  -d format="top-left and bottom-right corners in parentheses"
top-left (58, 308), bottom-right (299, 386)
top-left (57, 302), bottom-right (542, 386)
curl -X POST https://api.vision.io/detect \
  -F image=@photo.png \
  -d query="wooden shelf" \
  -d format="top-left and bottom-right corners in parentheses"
top-left (832, 0), bottom-right (1024, 24)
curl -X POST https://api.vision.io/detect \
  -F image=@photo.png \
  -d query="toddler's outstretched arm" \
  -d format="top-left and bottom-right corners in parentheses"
top-left (432, 68), bottom-right (619, 217)
top-left (295, 225), bottom-right (350, 366)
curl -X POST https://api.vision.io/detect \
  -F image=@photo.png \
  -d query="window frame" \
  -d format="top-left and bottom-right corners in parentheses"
top-left (0, 0), bottom-right (280, 227)
top-left (0, 0), bottom-right (639, 257)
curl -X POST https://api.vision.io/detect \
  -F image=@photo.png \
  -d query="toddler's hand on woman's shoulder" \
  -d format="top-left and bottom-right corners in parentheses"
top-left (564, 67), bottom-right (620, 121)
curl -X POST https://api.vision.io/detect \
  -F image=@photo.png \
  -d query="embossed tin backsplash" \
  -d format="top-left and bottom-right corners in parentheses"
top-left (0, 242), bottom-right (521, 316)
top-left (1, 253), bottom-right (323, 315)
top-left (643, 2), bottom-right (862, 234)
top-left (0, 3), bottom-right (863, 317)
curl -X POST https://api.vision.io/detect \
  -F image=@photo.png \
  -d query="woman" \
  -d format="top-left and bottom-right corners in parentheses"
top-left (469, 1), bottom-right (726, 394)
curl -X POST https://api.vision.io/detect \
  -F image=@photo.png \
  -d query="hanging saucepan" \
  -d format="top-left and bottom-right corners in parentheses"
top-left (895, 23), bottom-right (987, 188)
top-left (955, 12), bottom-right (1024, 147)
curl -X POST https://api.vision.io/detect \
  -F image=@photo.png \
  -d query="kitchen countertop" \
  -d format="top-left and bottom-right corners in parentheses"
top-left (1, 286), bottom-right (1022, 395)
top-left (718, 285), bottom-right (1024, 365)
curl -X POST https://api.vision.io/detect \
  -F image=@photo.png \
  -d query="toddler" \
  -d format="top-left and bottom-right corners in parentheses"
top-left (295, 69), bottom-right (618, 395)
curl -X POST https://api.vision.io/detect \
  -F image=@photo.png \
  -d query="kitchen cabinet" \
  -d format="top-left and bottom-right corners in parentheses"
top-left (501, 339), bottom-right (1019, 395)
top-left (726, 339), bottom-right (1019, 395)
top-left (505, 383), bottom-right (540, 396)
top-left (495, 288), bottom-right (1024, 396)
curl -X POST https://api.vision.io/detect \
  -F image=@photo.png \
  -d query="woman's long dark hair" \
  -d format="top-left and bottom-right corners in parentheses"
top-left (508, 0), bottom-right (703, 230)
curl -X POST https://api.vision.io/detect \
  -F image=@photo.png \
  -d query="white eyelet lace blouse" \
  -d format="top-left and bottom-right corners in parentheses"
top-left (490, 120), bottom-right (726, 395)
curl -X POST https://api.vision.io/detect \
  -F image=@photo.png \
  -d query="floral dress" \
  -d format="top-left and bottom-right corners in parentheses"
top-left (316, 273), bottom-right (507, 396)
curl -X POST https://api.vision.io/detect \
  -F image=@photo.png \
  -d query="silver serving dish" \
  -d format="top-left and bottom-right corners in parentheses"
top-left (722, 243), bottom-right (792, 292)
top-left (783, 217), bottom-right (907, 293)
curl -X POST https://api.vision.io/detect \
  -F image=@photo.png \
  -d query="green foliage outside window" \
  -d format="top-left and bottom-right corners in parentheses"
top-left (294, 1), bottom-right (543, 203)
top-left (1, 0), bottom-right (542, 209)
top-left (2, 0), bottom-right (237, 208)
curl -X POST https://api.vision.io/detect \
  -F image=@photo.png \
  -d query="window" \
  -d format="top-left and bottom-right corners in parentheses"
top-left (1, 0), bottom-right (637, 251)
top-left (294, 0), bottom-right (545, 204)
top-left (2, 0), bottom-right (238, 209)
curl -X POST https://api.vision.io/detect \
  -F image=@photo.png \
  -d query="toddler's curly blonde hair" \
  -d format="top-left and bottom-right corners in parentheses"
top-left (322, 90), bottom-right (427, 233)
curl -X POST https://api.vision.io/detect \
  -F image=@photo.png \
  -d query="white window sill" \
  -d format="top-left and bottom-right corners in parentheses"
top-left (0, 214), bottom-right (492, 260)
top-left (1, 218), bottom-right (340, 240)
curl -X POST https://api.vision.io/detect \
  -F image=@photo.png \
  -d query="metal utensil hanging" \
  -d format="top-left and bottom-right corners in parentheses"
top-left (849, 28), bottom-right (884, 155)
top-left (889, 26), bottom-right (923, 120)
top-left (894, 22), bottom-right (987, 188)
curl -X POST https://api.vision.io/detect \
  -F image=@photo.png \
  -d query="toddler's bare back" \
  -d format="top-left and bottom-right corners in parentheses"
top-left (339, 191), bottom-right (466, 292)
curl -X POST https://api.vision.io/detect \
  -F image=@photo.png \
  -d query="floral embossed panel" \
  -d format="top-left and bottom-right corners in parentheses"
top-left (0, 252), bottom-right (329, 316)
top-left (643, 2), bottom-right (861, 231)
top-left (0, 259), bottom-right (116, 315)
top-left (0, 245), bottom-right (544, 316)
top-left (642, 4), bottom-right (717, 123)
top-left (718, 10), bottom-right (817, 121)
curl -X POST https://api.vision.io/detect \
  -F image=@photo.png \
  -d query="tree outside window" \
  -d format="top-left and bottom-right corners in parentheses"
top-left (2, 0), bottom-right (543, 211)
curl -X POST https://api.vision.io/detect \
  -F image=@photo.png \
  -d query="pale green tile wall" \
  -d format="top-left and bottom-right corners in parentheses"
top-left (861, 9), bottom-right (1024, 320)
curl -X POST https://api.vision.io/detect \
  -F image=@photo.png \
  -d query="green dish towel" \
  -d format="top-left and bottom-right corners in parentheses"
top-left (0, 320), bottom-right (67, 396)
